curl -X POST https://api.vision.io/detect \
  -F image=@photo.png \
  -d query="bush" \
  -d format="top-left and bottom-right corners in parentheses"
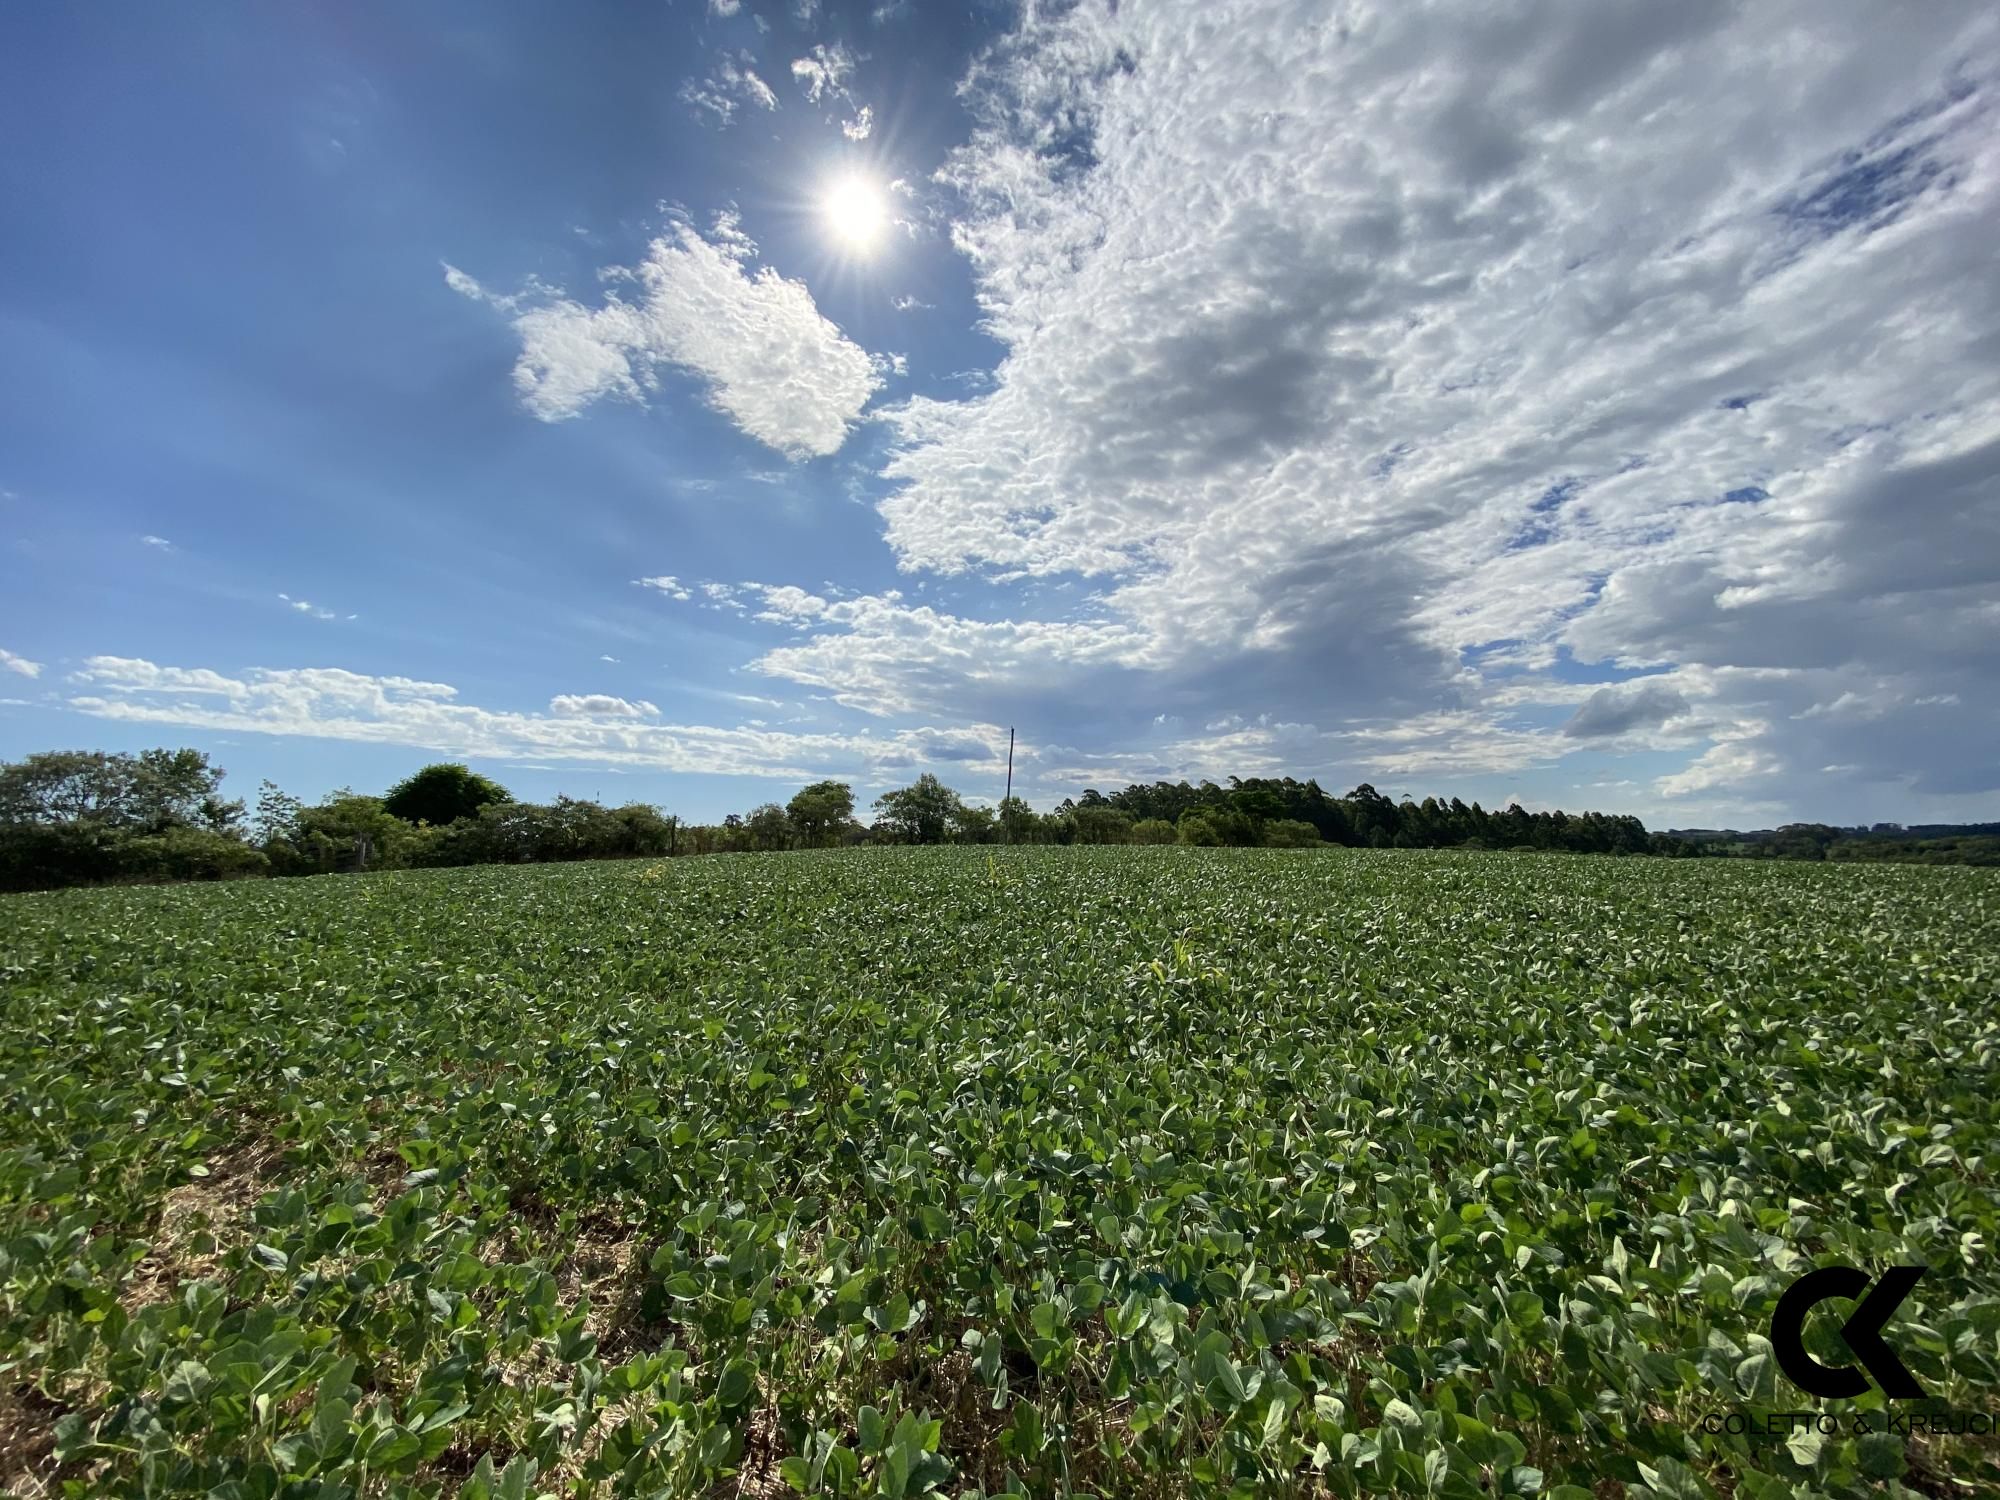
top-left (117, 828), bottom-right (270, 882)
top-left (1179, 809), bottom-right (1261, 846)
top-left (403, 818), bottom-right (482, 868)
top-left (443, 796), bottom-right (680, 864)
top-left (265, 794), bottom-right (418, 875)
top-left (0, 822), bottom-right (124, 891)
top-left (1073, 806), bottom-right (1134, 845)
top-left (1261, 819), bottom-right (1323, 848)
top-left (0, 823), bottom-right (267, 890)
top-left (1177, 813), bottom-right (1226, 846)
top-left (1131, 818), bottom-right (1177, 845)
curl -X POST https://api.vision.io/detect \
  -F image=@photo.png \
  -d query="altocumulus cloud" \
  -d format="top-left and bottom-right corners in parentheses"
top-left (644, 580), bottom-right (1147, 716)
top-left (761, 0), bottom-right (2000, 818)
top-left (447, 214), bottom-right (882, 458)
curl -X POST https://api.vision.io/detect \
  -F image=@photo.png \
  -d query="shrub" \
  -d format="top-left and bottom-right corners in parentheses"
top-left (0, 822), bottom-right (124, 891)
top-left (265, 794), bottom-right (417, 875)
top-left (1177, 812), bottom-right (1226, 846)
top-left (1261, 818), bottom-right (1323, 848)
top-left (117, 828), bottom-right (270, 882)
top-left (1072, 806), bottom-right (1134, 845)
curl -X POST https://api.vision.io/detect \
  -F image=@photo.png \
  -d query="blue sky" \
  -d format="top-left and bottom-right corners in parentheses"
top-left (3, 1), bottom-right (1997, 828)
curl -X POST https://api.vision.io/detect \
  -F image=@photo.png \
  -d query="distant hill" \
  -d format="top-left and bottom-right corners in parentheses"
top-left (1660, 821), bottom-right (2000, 867)
top-left (1666, 822), bottom-right (2000, 841)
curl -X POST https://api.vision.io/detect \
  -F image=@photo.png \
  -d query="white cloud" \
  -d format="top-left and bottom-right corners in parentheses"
top-left (66, 655), bottom-right (1013, 783)
top-left (738, 584), bottom-right (1147, 715)
top-left (736, 65), bottom-right (777, 111)
top-left (634, 575), bottom-right (692, 601)
top-left (1657, 741), bottom-right (1784, 799)
top-left (278, 593), bottom-right (341, 622)
top-left (790, 43), bottom-right (873, 138)
top-left (790, 43), bottom-right (855, 104)
top-left (2, 648), bottom-right (43, 679)
top-left (831, 0), bottom-right (2000, 817)
top-left (140, 535), bottom-right (174, 552)
top-left (749, 584), bottom-right (830, 624)
top-left (708, 0), bottom-right (741, 14)
top-left (549, 693), bottom-right (659, 719)
top-left (449, 217), bottom-right (880, 457)
top-left (599, 654), bottom-right (621, 663)
top-left (442, 263), bottom-right (488, 303)
top-left (683, 53), bottom-right (777, 125)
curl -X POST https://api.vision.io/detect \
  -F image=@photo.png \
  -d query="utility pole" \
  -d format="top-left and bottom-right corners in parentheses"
top-left (1005, 727), bottom-right (1014, 804)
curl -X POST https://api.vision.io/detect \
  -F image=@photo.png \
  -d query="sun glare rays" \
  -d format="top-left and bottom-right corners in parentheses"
top-left (821, 171), bottom-right (889, 257)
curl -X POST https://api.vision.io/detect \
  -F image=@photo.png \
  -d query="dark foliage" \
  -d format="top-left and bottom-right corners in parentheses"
top-left (4, 746), bottom-right (1995, 891)
top-left (382, 762), bottom-right (513, 828)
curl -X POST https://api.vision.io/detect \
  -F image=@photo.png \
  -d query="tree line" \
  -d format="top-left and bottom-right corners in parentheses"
top-left (0, 746), bottom-right (1990, 892)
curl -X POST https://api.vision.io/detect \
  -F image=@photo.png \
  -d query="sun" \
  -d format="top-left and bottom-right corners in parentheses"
top-left (821, 172), bottom-right (889, 256)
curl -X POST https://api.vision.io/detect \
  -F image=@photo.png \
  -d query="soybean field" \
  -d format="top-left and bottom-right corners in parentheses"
top-left (3, 849), bottom-right (1998, 1499)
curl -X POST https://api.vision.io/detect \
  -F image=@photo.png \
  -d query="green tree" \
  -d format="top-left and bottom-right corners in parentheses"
top-left (1344, 783), bottom-right (1399, 847)
top-left (787, 780), bottom-right (855, 847)
top-left (995, 795), bottom-right (1037, 844)
top-left (0, 748), bottom-right (250, 890)
top-left (1177, 812), bottom-right (1226, 846)
top-left (383, 762), bottom-right (512, 827)
top-left (133, 748), bottom-right (244, 832)
top-left (1769, 822), bottom-right (1839, 860)
top-left (254, 779), bottom-right (305, 845)
top-left (614, 804), bottom-right (677, 856)
top-left (0, 747), bottom-right (239, 832)
top-left (0, 750), bottom-right (139, 827)
top-left (950, 803), bottom-right (997, 844)
top-left (873, 774), bottom-right (962, 845)
top-left (1073, 805), bottom-right (1135, 845)
top-left (269, 793), bottom-right (414, 875)
top-left (746, 803), bottom-right (794, 851)
top-left (1227, 784), bottom-right (1284, 824)
top-left (1038, 810), bottom-right (1077, 845)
